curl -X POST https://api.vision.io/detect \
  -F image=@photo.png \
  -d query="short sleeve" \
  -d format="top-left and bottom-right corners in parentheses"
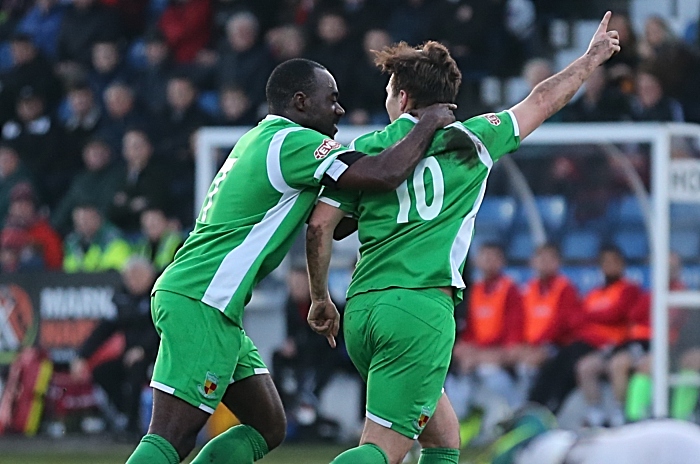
top-left (319, 188), bottom-right (360, 217)
top-left (462, 110), bottom-right (521, 162)
top-left (279, 128), bottom-right (353, 189)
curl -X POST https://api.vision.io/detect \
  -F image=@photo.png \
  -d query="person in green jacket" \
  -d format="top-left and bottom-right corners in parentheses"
top-left (63, 202), bottom-right (131, 272)
top-left (132, 207), bottom-right (183, 272)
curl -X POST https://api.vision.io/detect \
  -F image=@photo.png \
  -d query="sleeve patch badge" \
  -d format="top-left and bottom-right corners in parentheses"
top-left (484, 113), bottom-right (501, 126)
top-left (314, 139), bottom-right (342, 160)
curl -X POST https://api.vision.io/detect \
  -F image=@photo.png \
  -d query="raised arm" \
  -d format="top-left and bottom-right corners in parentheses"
top-left (335, 103), bottom-right (456, 191)
top-left (305, 201), bottom-right (347, 347)
top-left (511, 11), bottom-right (620, 140)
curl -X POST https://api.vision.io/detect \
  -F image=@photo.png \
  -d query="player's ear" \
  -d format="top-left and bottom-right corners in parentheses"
top-left (292, 91), bottom-right (307, 111)
top-left (399, 90), bottom-right (409, 112)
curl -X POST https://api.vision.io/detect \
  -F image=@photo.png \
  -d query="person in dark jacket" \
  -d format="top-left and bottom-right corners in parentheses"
top-left (70, 257), bottom-right (159, 435)
top-left (56, 0), bottom-right (120, 67)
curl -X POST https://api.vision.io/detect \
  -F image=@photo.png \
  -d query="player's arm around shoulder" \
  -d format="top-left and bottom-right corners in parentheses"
top-left (510, 11), bottom-right (621, 140)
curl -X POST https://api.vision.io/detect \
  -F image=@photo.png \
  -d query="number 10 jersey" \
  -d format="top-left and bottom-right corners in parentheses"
top-left (321, 111), bottom-right (520, 305)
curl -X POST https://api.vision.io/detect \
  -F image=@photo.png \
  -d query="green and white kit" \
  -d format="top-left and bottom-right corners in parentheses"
top-left (151, 115), bottom-right (355, 411)
top-left (322, 111), bottom-right (520, 438)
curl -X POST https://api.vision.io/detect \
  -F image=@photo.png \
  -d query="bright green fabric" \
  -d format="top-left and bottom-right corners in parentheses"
top-left (626, 373), bottom-right (652, 421)
top-left (125, 433), bottom-right (179, 464)
top-left (322, 111), bottom-right (520, 305)
top-left (331, 443), bottom-right (389, 464)
top-left (63, 224), bottom-right (131, 272)
top-left (190, 424), bottom-right (269, 463)
top-left (672, 370), bottom-right (700, 420)
top-left (418, 447), bottom-right (460, 464)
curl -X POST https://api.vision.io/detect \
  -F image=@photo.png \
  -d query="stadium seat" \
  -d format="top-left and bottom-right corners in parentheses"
top-left (504, 266), bottom-right (532, 285)
top-left (477, 197), bottom-right (517, 234)
top-left (561, 230), bottom-right (601, 262)
top-left (613, 230), bottom-right (649, 261)
top-left (671, 204), bottom-right (700, 230)
top-left (536, 196), bottom-right (568, 235)
top-left (561, 266), bottom-right (601, 295)
top-left (626, 266), bottom-right (650, 289)
top-left (671, 231), bottom-right (700, 261)
top-left (198, 91), bottom-right (221, 117)
top-left (508, 232), bottom-right (535, 262)
top-left (617, 195), bottom-right (647, 229)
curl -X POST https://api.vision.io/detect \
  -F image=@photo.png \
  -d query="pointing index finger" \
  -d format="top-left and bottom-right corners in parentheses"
top-left (597, 11), bottom-right (612, 34)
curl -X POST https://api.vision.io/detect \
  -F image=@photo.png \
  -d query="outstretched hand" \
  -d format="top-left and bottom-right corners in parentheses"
top-left (411, 102), bottom-right (457, 129)
top-left (587, 11), bottom-right (621, 66)
top-left (307, 298), bottom-right (340, 348)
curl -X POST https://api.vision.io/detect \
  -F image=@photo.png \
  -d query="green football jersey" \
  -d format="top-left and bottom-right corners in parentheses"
top-left (322, 111), bottom-right (520, 304)
top-left (154, 115), bottom-right (352, 326)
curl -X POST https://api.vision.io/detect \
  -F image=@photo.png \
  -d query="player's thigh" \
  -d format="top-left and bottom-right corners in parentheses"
top-left (359, 418), bottom-right (414, 464)
top-left (418, 393), bottom-right (460, 449)
top-left (348, 288), bottom-right (456, 440)
top-left (150, 290), bottom-right (243, 419)
top-left (222, 333), bottom-right (286, 449)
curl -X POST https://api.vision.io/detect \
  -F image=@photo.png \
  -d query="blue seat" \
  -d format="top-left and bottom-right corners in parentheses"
top-left (477, 197), bottom-right (516, 234)
top-left (508, 232), bottom-right (535, 262)
top-left (681, 264), bottom-right (700, 290)
top-left (504, 266), bottom-right (533, 285)
top-left (198, 91), bottom-right (220, 117)
top-left (536, 196), bottom-right (568, 234)
top-left (561, 230), bottom-right (601, 262)
top-left (671, 231), bottom-right (700, 261)
top-left (561, 266), bottom-right (602, 294)
top-left (671, 204), bottom-right (700, 230)
top-left (618, 195), bottom-right (646, 228)
top-left (613, 230), bottom-right (649, 261)
top-left (468, 230), bottom-right (502, 261)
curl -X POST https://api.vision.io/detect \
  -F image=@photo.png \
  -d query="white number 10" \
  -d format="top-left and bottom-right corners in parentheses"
top-left (396, 157), bottom-right (444, 223)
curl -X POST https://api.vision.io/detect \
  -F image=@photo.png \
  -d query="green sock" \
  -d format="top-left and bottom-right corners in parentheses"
top-left (625, 373), bottom-right (652, 421)
top-left (672, 370), bottom-right (700, 420)
top-left (331, 443), bottom-right (389, 464)
top-left (418, 447), bottom-right (460, 464)
top-left (126, 434), bottom-right (180, 464)
top-left (190, 424), bottom-right (269, 463)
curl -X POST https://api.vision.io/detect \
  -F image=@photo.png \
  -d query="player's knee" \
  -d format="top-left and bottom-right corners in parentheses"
top-left (260, 415), bottom-right (286, 451)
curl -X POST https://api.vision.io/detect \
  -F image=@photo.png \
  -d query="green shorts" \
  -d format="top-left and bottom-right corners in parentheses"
top-left (150, 290), bottom-right (268, 414)
top-left (344, 287), bottom-right (455, 439)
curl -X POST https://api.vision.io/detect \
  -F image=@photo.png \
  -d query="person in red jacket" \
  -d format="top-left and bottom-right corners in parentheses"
top-left (158, 0), bottom-right (211, 64)
top-left (513, 243), bottom-right (580, 405)
top-left (447, 243), bottom-right (524, 421)
top-left (4, 183), bottom-right (62, 270)
top-left (575, 245), bottom-right (643, 427)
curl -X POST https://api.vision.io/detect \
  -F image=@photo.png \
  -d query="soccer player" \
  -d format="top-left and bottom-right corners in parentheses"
top-left (305, 12), bottom-right (621, 464)
top-left (125, 58), bottom-right (456, 464)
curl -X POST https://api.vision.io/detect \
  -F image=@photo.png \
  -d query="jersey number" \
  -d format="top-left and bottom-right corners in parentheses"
top-left (201, 157), bottom-right (237, 222)
top-left (396, 158), bottom-right (444, 223)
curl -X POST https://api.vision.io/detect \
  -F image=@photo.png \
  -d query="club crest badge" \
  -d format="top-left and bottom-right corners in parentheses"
top-left (198, 371), bottom-right (219, 399)
top-left (484, 113), bottom-right (501, 126)
top-left (414, 406), bottom-right (432, 430)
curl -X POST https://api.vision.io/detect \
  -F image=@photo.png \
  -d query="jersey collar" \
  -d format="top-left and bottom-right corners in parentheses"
top-left (262, 114), bottom-right (296, 125)
top-left (398, 113), bottom-right (419, 124)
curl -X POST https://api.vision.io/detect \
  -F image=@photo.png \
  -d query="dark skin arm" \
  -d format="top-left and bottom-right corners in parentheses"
top-left (336, 103), bottom-right (456, 191)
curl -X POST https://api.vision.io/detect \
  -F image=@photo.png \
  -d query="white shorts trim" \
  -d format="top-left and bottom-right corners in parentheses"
top-left (150, 381), bottom-right (175, 395)
top-left (254, 367), bottom-right (270, 375)
top-left (366, 411), bottom-right (393, 428)
top-left (198, 404), bottom-right (215, 414)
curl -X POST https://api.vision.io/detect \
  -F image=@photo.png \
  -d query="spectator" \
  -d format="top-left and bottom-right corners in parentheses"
top-left (387, 0), bottom-right (435, 45)
top-left (88, 37), bottom-right (131, 104)
top-left (514, 243), bottom-right (580, 406)
top-left (15, 0), bottom-right (66, 60)
top-left (447, 243), bottom-right (524, 425)
top-left (51, 138), bottom-right (121, 236)
top-left (56, 0), bottom-right (120, 68)
top-left (132, 208), bottom-right (182, 272)
top-left (0, 143), bottom-right (33, 224)
top-left (605, 13), bottom-right (639, 95)
top-left (272, 265), bottom-right (346, 432)
top-left (102, 0), bottom-right (148, 40)
top-left (0, 0), bottom-right (32, 40)
top-left (638, 16), bottom-right (676, 62)
top-left (306, 10), bottom-right (355, 101)
top-left (70, 256), bottom-right (159, 436)
top-left (97, 82), bottom-right (147, 155)
top-left (109, 129), bottom-right (168, 234)
top-left (266, 24), bottom-right (306, 64)
top-left (4, 183), bottom-right (63, 270)
top-left (507, 58), bottom-right (554, 108)
top-left (215, 11), bottom-right (274, 108)
top-left (336, 0), bottom-right (389, 40)
top-left (0, 32), bottom-right (61, 124)
top-left (217, 85), bottom-right (258, 126)
top-left (158, 0), bottom-right (212, 64)
top-left (0, 226), bottom-right (44, 273)
top-left (631, 68), bottom-right (684, 122)
top-left (574, 246), bottom-right (643, 427)
top-left (154, 74), bottom-right (211, 161)
top-left (61, 82), bottom-right (103, 160)
top-left (562, 67), bottom-right (631, 122)
top-left (346, 28), bottom-right (391, 126)
top-left (63, 202), bottom-right (131, 272)
top-left (133, 29), bottom-right (174, 116)
top-left (1, 85), bottom-right (64, 200)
